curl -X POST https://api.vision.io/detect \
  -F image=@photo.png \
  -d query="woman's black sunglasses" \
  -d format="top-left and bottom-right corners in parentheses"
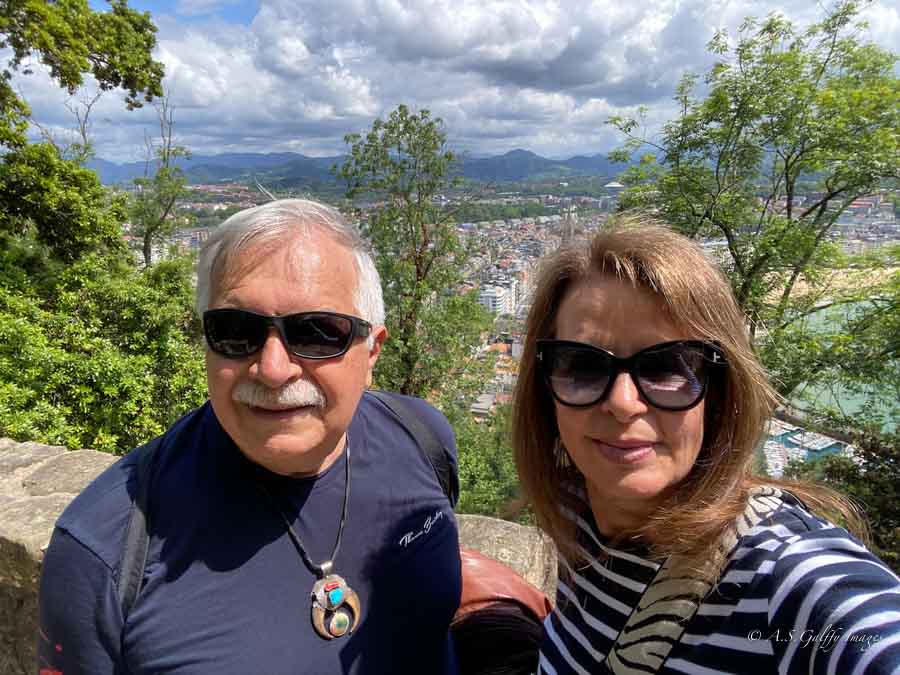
top-left (536, 339), bottom-right (726, 411)
top-left (203, 308), bottom-right (372, 360)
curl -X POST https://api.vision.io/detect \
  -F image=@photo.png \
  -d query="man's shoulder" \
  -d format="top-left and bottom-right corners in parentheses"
top-left (53, 449), bottom-right (141, 571)
top-left (54, 405), bottom-right (208, 570)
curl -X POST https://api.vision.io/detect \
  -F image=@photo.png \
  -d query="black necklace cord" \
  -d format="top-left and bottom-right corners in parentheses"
top-left (256, 437), bottom-right (352, 580)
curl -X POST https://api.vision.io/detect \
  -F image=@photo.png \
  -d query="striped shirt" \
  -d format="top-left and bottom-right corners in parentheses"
top-left (539, 491), bottom-right (900, 674)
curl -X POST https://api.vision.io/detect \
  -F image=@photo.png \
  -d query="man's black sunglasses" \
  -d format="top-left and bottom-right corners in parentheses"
top-left (203, 309), bottom-right (372, 360)
top-left (537, 339), bottom-right (726, 411)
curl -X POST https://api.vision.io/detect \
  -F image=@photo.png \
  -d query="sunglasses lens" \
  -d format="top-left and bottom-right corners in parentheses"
top-left (204, 310), bottom-right (267, 357)
top-left (284, 313), bottom-right (353, 358)
top-left (546, 345), bottom-right (613, 406)
top-left (541, 340), bottom-right (720, 410)
top-left (635, 345), bottom-right (706, 409)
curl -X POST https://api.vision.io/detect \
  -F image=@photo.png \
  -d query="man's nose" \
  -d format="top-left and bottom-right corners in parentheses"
top-left (252, 327), bottom-right (302, 387)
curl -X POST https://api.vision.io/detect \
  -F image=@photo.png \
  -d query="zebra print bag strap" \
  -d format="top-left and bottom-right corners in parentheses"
top-left (605, 486), bottom-right (785, 674)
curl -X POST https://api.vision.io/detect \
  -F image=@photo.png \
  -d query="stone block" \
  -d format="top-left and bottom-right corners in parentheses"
top-left (457, 513), bottom-right (557, 598)
top-left (1, 580), bottom-right (37, 675)
top-left (0, 495), bottom-right (75, 564)
top-left (0, 496), bottom-right (64, 675)
top-left (0, 437), bottom-right (23, 451)
top-left (21, 450), bottom-right (116, 497)
top-left (0, 442), bottom-right (65, 474)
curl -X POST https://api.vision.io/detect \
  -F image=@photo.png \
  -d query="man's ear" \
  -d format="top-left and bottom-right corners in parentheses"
top-left (365, 325), bottom-right (388, 387)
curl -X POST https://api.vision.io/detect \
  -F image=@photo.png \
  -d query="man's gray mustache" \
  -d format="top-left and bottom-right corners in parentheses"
top-left (232, 380), bottom-right (327, 409)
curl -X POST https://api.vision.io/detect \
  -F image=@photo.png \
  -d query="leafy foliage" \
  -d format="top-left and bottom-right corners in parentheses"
top-left (0, 10), bottom-right (205, 453)
top-left (446, 200), bottom-right (550, 223)
top-left (336, 105), bottom-right (494, 403)
top-left (0, 151), bottom-right (206, 453)
top-left (337, 105), bottom-right (512, 517)
top-left (0, 142), bottom-right (125, 263)
top-left (0, 0), bottom-right (164, 149)
top-left (0, 255), bottom-right (206, 451)
top-left (607, 1), bottom-right (899, 415)
top-left (130, 95), bottom-right (192, 267)
top-left (0, 149), bottom-right (206, 453)
top-left (760, 245), bottom-right (899, 426)
top-left (452, 404), bottom-right (520, 517)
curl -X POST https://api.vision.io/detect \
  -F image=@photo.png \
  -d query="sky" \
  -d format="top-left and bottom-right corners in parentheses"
top-left (12, 0), bottom-right (900, 163)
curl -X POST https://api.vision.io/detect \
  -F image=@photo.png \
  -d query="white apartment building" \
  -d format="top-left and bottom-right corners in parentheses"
top-left (479, 285), bottom-right (515, 315)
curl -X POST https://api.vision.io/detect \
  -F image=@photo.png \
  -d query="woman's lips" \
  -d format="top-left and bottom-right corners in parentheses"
top-left (591, 439), bottom-right (655, 465)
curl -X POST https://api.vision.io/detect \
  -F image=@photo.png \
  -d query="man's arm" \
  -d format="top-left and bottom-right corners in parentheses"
top-left (38, 527), bottom-right (124, 674)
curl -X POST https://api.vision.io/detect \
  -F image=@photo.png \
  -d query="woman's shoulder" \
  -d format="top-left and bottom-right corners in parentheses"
top-left (721, 487), bottom-right (899, 616)
top-left (725, 489), bottom-right (900, 672)
top-left (729, 487), bottom-right (899, 630)
top-left (731, 487), bottom-right (889, 570)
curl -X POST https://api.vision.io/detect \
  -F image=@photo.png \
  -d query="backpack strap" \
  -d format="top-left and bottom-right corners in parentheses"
top-left (368, 390), bottom-right (459, 508)
top-left (116, 435), bottom-right (163, 618)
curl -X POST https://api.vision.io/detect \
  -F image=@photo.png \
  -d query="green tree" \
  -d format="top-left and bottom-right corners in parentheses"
top-left (0, 0), bottom-right (164, 148)
top-left (336, 104), bottom-right (494, 403)
top-left (0, 142), bottom-right (125, 265)
top-left (0, 142), bottom-right (206, 452)
top-left (786, 428), bottom-right (900, 572)
top-left (130, 94), bottom-right (192, 267)
top-left (0, 3), bottom-right (207, 452)
top-left (336, 106), bottom-right (515, 518)
top-left (0, 152), bottom-right (206, 452)
top-left (452, 404), bottom-right (520, 517)
top-left (761, 245), bottom-right (899, 427)
top-left (607, 1), bottom-right (899, 416)
top-left (0, 253), bottom-right (206, 452)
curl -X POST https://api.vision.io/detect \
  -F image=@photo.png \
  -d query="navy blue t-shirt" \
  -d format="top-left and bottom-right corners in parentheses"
top-left (38, 393), bottom-right (462, 674)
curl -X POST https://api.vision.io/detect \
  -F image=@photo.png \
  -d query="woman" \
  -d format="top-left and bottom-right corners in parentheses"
top-left (512, 220), bottom-right (900, 674)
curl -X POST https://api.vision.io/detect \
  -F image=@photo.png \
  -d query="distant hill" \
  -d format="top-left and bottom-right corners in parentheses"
top-left (86, 152), bottom-right (341, 185)
top-left (89, 149), bottom-right (624, 187)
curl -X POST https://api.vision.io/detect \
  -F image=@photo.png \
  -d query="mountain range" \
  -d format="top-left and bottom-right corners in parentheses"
top-left (88, 149), bottom-right (622, 187)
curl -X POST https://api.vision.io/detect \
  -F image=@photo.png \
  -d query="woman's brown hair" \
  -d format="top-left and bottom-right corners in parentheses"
top-left (511, 216), bottom-right (866, 573)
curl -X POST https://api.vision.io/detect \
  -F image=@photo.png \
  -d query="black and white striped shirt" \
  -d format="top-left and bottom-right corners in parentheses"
top-left (540, 492), bottom-right (900, 674)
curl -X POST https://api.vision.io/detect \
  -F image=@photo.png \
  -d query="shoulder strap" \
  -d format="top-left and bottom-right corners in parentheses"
top-left (604, 487), bottom-right (785, 674)
top-left (368, 390), bottom-right (459, 508)
top-left (116, 435), bottom-right (163, 618)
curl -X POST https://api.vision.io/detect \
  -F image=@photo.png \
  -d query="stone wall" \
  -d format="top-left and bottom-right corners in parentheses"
top-left (0, 439), bottom-right (555, 675)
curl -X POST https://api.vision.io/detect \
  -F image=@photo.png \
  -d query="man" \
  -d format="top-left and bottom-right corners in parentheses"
top-left (38, 199), bottom-right (462, 674)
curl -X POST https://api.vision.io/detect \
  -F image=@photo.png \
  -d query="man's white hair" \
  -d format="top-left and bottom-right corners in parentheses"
top-left (196, 199), bottom-right (385, 346)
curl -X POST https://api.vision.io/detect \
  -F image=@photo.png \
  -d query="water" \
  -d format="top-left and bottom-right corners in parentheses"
top-left (786, 302), bottom-right (897, 432)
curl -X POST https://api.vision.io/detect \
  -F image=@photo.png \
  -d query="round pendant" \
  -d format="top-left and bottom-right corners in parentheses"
top-left (311, 574), bottom-right (361, 640)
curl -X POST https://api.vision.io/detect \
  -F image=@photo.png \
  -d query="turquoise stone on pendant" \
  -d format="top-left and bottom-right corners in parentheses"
top-left (328, 588), bottom-right (344, 607)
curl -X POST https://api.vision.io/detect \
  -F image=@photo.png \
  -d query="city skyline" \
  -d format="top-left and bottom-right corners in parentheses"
top-left (12, 0), bottom-right (900, 162)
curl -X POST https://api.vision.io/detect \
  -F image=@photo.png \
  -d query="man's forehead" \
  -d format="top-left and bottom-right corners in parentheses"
top-left (212, 230), bottom-right (357, 301)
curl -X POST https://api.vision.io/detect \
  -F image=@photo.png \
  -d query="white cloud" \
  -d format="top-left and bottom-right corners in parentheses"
top-left (10, 0), bottom-right (900, 161)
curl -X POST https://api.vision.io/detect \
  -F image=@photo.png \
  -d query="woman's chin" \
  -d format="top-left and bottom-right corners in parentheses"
top-left (586, 472), bottom-right (671, 505)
